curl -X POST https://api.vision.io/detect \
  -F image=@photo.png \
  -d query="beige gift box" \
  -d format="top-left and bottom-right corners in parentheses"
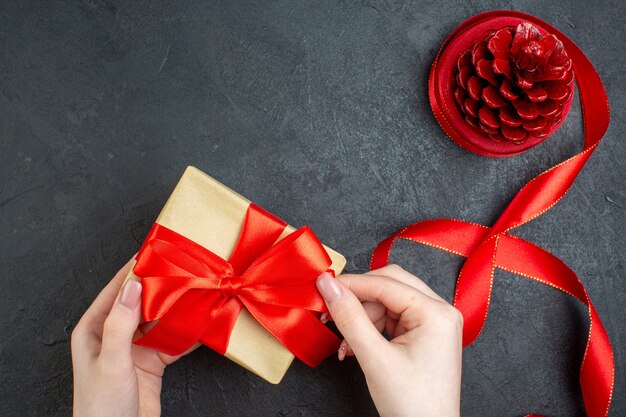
top-left (125, 166), bottom-right (346, 383)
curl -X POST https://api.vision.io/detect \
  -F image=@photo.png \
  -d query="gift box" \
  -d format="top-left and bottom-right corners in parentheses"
top-left (125, 166), bottom-right (346, 383)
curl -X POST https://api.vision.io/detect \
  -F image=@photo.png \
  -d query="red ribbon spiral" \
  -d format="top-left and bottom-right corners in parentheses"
top-left (372, 11), bottom-right (614, 417)
top-left (133, 203), bottom-right (341, 367)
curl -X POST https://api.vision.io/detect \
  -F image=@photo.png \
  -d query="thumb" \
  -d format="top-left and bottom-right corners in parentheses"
top-left (100, 279), bottom-right (142, 364)
top-left (316, 272), bottom-right (387, 362)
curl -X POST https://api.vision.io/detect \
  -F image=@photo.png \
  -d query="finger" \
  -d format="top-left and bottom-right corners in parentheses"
top-left (366, 264), bottom-right (446, 302)
top-left (324, 301), bottom-right (385, 324)
top-left (72, 258), bottom-right (136, 358)
top-left (362, 301), bottom-right (386, 330)
top-left (337, 274), bottom-right (443, 328)
top-left (320, 312), bottom-right (331, 324)
top-left (345, 344), bottom-right (355, 357)
top-left (338, 339), bottom-right (349, 361)
top-left (337, 340), bottom-right (356, 359)
top-left (316, 272), bottom-right (387, 362)
top-left (80, 258), bottom-right (135, 329)
top-left (99, 279), bottom-right (142, 365)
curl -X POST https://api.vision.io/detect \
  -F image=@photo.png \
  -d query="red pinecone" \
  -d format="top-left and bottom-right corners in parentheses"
top-left (453, 22), bottom-right (574, 144)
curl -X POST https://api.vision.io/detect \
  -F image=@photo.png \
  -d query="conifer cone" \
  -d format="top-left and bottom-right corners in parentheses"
top-left (453, 22), bottom-right (574, 144)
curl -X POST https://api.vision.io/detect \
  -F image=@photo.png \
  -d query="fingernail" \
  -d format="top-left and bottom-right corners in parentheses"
top-left (120, 280), bottom-right (142, 309)
top-left (316, 272), bottom-right (341, 302)
top-left (320, 312), bottom-right (329, 324)
top-left (338, 339), bottom-right (349, 361)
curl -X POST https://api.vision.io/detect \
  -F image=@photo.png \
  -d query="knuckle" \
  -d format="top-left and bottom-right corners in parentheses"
top-left (438, 304), bottom-right (464, 326)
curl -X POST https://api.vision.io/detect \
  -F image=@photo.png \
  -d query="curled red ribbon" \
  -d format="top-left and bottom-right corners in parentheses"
top-left (373, 11), bottom-right (614, 417)
top-left (133, 203), bottom-right (341, 367)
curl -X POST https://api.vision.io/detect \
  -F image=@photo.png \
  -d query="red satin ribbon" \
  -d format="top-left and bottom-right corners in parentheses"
top-left (132, 203), bottom-right (341, 367)
top-left (373, 11), bottom-right (614, 417)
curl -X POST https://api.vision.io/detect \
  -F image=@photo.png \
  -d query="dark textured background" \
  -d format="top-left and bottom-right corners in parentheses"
top-left (1, 1), bottom-right (624, 416)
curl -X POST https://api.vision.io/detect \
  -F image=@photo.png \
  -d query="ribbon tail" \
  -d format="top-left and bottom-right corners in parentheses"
top-left (199, 299), bottom-right (243, 355)
top-left (495, 234), bottom-right (614, 417)
top-left (135, 290), bottom-right (222, 356)
top-left (242, 299), bottom-right (341, 367)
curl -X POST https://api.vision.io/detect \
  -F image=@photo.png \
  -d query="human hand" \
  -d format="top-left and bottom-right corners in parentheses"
top-left (71, 259), bottom-right (190, 417)
top-left (316, 265), bottom-right (463, 417)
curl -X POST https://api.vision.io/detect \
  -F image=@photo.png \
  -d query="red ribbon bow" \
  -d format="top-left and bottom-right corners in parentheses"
top-left (373, 11), bottom-right (614, 417)
top-left (132, 203), bottom-right (340, 367)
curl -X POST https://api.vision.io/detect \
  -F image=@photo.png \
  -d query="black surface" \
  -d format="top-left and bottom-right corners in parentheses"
top-left (0, 1), bottom-right (624, 416)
